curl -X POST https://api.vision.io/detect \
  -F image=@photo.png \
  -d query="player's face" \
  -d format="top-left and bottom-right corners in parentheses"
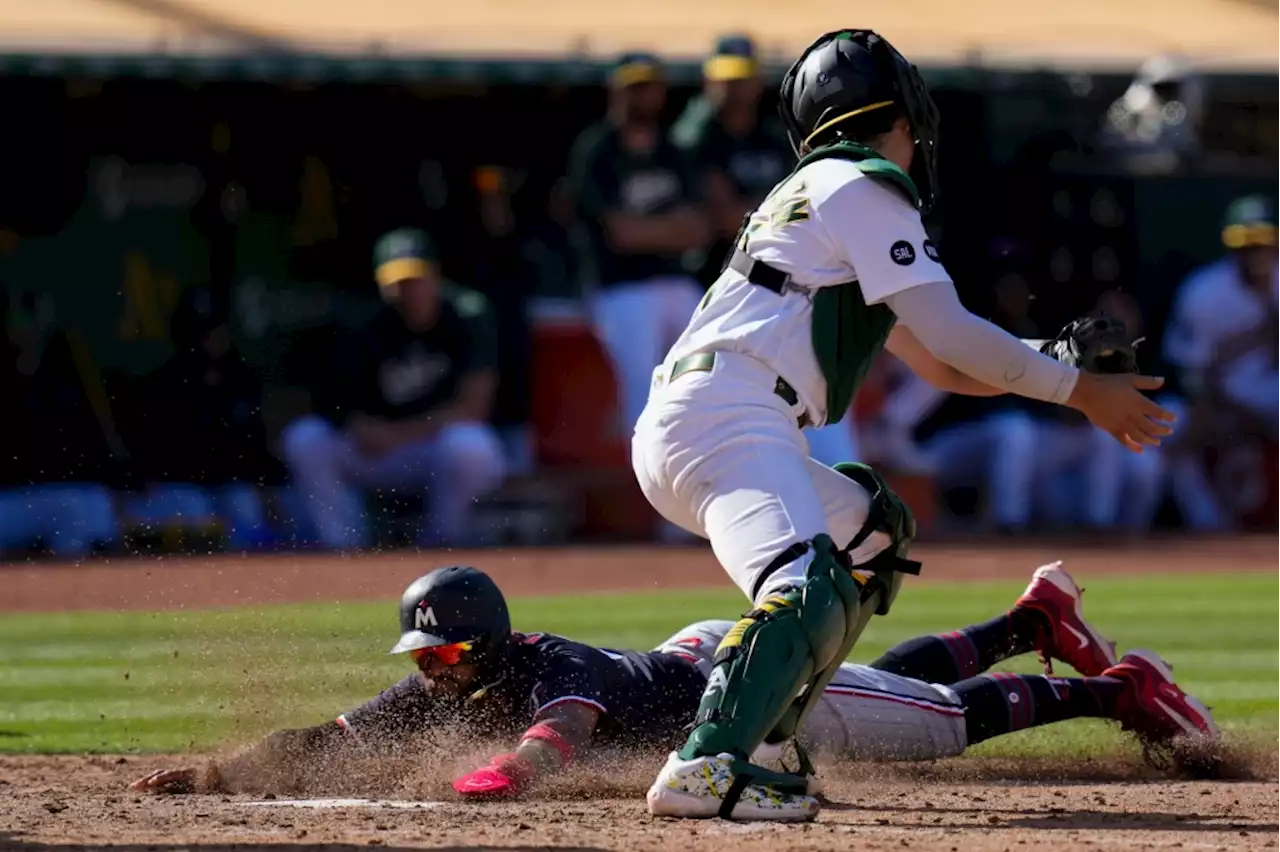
top-left (711, 77), bottom-right (762, 112)
top-left (620, 82), bottom-right (666, 124)
top-left (393, 271), bottom-right (442, 331)
top-left (410, 644), bottom-right (479, 695)
top-left (878, 117), bottom-right (917, 173)
top-left (1234, 245), bottom-right (1277, 292)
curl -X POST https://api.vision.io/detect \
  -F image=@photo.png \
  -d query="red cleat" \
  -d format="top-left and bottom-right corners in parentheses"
top-left (1103, 650), bottom-right (1219, 744)
top-left (1014, 561), bottom-right (1118, 676)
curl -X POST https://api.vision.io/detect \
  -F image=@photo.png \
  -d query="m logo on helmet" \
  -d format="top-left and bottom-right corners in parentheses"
top-left (415, 605), bottom-right (438, 629)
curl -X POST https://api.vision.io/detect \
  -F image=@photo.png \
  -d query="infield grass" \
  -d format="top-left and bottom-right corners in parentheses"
top-left (0, 572), bottom-right (1275, 756)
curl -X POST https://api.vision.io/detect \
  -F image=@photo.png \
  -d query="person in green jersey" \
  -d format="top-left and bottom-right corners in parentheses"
top-left (280, 228), bottom-right (505, 549)
top-left (564, 53), bottom-right (711, 440)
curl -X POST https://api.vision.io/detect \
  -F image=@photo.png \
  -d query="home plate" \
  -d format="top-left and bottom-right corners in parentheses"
top-left (243, 798), bottom-right (443, 810)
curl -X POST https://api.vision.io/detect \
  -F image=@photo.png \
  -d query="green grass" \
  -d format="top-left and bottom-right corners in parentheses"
top-left (0, 572), bottom-right (1275, 756)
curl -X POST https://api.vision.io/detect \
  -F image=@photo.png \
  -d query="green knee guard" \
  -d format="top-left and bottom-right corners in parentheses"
top-left (832, 462), bottom-right (920, 616)
top-left (678, 534), bottom-right (863, 764)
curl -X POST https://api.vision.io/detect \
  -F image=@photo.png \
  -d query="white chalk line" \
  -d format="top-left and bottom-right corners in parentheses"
top-left (242, 798), bottom-right (444, 810)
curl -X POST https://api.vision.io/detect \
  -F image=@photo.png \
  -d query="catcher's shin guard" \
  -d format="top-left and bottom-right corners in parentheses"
top-left (677, 536), bottom-right (862, 776)
top-left (767, 464), bottom-right (921, 746)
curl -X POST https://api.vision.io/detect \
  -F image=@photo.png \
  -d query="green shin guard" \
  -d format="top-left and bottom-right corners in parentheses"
top-left (678, 535), bottom-right (861, 764)
top-left (678, 466), bottom-right (923, 817)
top-left (768, 463), bottom-right (922, 746)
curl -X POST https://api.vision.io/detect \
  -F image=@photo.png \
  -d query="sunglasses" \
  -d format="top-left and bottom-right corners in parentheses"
top-left (409, 641), bottom-right (474, 668)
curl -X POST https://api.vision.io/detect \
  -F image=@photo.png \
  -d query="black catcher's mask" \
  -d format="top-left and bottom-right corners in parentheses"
top-left (779, 29), bottom-right (941, 212)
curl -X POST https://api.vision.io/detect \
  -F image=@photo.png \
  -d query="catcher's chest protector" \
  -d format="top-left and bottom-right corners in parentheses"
top-left (796, 144), bottom-right (919, 424)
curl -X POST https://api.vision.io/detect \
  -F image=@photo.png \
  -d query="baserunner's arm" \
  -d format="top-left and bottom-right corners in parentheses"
top-left (452, 701), bottom-right (600, 798)
top-left (129, 722), bottom-right (348, 794)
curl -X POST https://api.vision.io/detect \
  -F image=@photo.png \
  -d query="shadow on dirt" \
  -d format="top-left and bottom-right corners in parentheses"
top-left (817, 802), bottom-right (1277, 833)
top-left (814, 736), bottom-right (1277, 786)
top-left (0, 837), bottom-right (612, 852)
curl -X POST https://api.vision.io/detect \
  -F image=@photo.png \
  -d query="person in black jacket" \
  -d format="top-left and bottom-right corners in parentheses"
top-left (280, 229), bottom-right (506, 549)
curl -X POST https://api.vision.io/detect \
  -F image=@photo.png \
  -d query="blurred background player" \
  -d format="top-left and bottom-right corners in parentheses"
top-left (566, 52), bottom-right (711, 442)
top-left (280, 228), bottom-right (506, 548)
top-left (1026, 290), bottom-right (1165, 534)
top-left (672, 35), bottom-right (792, 291)
top-left (1161, 195), bottom-right (1278, 529)
top-left (672, 34), bottom-right (861, 468)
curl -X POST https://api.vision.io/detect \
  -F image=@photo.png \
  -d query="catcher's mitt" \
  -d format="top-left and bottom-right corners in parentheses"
top-left (1039, 312), bottom-right (1140, 374)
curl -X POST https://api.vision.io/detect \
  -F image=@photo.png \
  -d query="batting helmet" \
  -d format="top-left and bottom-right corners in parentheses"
top-left (390, 566), bottom-right (512, 669)
top-left (779, 30), bottom-right (941, 212)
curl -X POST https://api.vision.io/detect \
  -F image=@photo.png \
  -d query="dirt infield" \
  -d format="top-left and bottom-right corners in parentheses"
top-left (2, 752), bottom-right (1276, 852)
top-left (2, 538), bottom-right (1277, 850)
top-left (3, 535), bottom-right (1275, 612)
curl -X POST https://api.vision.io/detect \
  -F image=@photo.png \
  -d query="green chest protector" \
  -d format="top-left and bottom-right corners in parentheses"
top-left (738, 142), bottom-right (920, 426)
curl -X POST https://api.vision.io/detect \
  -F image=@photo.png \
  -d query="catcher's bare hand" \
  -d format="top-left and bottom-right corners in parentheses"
top-left (1068, 373), bottom-right (1174, 452)
top-left (129, 767), bottom-right (199, 794)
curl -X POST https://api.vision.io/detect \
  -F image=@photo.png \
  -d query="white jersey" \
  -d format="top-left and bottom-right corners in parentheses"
top-left (1163, 257), bottom-right (1279, 393)
top-left (664, 157), bottom-right (952, 426)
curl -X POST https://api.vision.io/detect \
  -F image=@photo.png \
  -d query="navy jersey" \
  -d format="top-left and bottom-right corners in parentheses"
top-left (336, 632), bottom-right (705, 749)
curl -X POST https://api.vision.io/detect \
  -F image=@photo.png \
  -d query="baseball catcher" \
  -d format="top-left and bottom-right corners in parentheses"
top-left (130, 564), bottom-right (1215, 800)
top-left (628, 28), bottom-right (1174, 820)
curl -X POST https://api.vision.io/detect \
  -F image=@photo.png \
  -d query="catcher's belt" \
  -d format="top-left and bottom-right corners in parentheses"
top-left (664, 352), bottom-right (811, 429)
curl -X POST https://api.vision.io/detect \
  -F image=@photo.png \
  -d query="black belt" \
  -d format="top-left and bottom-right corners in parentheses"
top-left (728, 248), bottom-right (791, 294)
top-left (668, 352), bottom-right (811, 429)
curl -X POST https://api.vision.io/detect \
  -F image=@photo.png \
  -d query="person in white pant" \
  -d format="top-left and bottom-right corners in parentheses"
top-left (1161, 195), bottom-right (1278, 529)
top-left (280, 228), bottom-right (506, 549)
top-left (565, 53), bottom-right (712, 441)
top-left (631, 29), bottom-right (1174, 821)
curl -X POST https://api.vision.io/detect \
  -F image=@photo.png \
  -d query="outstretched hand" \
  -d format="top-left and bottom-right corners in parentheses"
top-left (129, 767), bottom-right (199, 794)
top-left (452, 753), bottom-right (535, 800)
top-left (1068, 373), bottom-right (1174, 452)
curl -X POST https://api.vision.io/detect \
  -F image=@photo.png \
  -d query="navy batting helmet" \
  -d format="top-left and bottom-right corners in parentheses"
top-left (390, 566), bottom-right (511, 669)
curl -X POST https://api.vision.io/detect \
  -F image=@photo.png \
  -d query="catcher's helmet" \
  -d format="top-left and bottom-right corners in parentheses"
top-left (390, 566), bottom-right (511, 665)
top-left (779, 30), bottom-right (940, 211)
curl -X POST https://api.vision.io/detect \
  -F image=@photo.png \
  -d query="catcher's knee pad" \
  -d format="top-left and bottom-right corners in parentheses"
top-left (679, 535), bottom-right (863, 762)
top-left (833, 462), bottom-right (921, 616)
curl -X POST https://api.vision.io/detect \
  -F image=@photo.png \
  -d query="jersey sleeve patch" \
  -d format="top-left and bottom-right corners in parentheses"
top-left (820, 175), bottom-right (952, 305)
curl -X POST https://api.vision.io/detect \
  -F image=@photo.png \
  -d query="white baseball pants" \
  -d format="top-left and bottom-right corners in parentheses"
top-left (656, 620), bottom-right (967, 761)
top-left (632, 350), bottom-right (890, 603)
top-left (281, 415), bottom-right (505, 548)
top-left (591, 276), bottom-right (705, 441)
